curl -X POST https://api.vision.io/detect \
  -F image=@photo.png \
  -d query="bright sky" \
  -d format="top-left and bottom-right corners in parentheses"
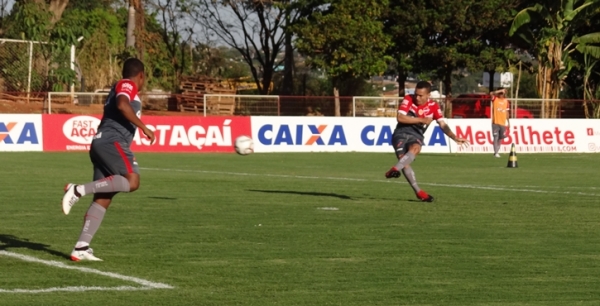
top-left (2, 0), bottom-right (14, 13)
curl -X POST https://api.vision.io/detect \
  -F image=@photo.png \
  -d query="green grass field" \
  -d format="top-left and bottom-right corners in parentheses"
top-left (1, 152), bottom-right (600, 306)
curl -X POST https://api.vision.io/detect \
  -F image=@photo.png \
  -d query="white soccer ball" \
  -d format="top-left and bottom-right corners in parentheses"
top-left (234, 135), bottom-right (254, 155)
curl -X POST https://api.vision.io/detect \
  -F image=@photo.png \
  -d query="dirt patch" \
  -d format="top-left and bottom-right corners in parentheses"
top-left (0, 100), bottom-right (46, 114)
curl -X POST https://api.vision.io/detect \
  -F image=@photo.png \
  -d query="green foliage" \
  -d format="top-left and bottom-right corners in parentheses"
top-left (66, 0), bottom-right (121, 11)
top-left (452, 71), bottom-right (484, 94)
top-left (294, 0), bottom-right (391, 89)
top-left (509, 0), bottom-right (600, 102)
top-left (61, 8), bottom-right (124, 47)
top-left (7, 2), bottom-right (52, 41)
top-left (517, 69), bottom-right (539, 99)
top-left (410, 0), bottom-right (520, 95)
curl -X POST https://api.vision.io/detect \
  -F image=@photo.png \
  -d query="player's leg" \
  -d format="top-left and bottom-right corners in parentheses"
top-left (400, 143), bottom-right (434, 202)
top-left (499, 125), bottom-right (507, 152)
top-left (70, 191), bottom-right (115, 261)
top-left (62, 141), bottom-right (139, 215)
top-left (492, 124), bottom-right (501, 157)
top-left (385, 134), bottom-right (421, 178)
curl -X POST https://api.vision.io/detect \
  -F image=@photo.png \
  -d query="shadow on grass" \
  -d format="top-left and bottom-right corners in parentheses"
top-left (148, 196), bottom-right (178, 200)
top-left (0, 234), bottom-right (71, 260)
top-left (406, 199), bottom-right (434, 203)
top-left (248, 189), bottom-right (352, 200)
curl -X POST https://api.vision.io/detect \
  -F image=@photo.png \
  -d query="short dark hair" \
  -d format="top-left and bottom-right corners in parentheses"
top-left (122, 58), bottom-right (145, 78)
top-left (415, 81), bottom-right (432, 93)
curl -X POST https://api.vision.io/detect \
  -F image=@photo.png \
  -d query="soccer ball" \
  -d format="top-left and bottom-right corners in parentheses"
top-left (234, 135), bottom-right (254, 155)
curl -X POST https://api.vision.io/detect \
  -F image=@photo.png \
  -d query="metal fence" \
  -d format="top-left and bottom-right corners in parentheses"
top-left (0, 39), bottom-right (51, 99)
top-left (35, 92), bottom-right (600, 119)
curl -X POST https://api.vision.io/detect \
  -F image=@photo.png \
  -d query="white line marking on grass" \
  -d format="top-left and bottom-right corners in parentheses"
top-left (0, 286), bottom-right (153, 294)
top-left (0, 250), bottom-right (173, 293)
top-left (140, 167), bottom-right (599, 197)
top-left (317, 207), bottom-right (339, 211)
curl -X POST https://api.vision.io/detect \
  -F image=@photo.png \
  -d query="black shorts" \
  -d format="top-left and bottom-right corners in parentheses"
top-left (391, 132), bottom-right (423, 158)
top-left (89, 138), bottom-right (139, 180)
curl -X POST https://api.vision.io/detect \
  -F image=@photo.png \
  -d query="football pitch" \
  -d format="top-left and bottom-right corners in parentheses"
top-left (1, 152), bottom-right (600, 306)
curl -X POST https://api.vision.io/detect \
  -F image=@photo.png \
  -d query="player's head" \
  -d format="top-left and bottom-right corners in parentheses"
top-left (496, 87), bottom-right (505, 96)
top-left (414, 81), bottom-right (432, 105)
top-left (122, 58), bottom-right (145, 89)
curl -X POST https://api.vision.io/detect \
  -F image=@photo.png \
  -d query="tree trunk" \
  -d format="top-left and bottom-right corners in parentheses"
top-left (134, 0), bottom-right (145, 60)
top-left (443, 71), bottom-right (453, 117)
top-left (536, 64), bottom-right (554, 118)
top-left (281, 20), bottom-right (294, 95)
top-left (487, 70), bottom-right (495, 92)
top-left (126, 4), bottom-right (136, 48)
top-left (333, 86), bottom-right (341, 117)
top-left (261, 67), bottom-right (273, 95)
top-left (397, 69), bottom-right (407, 97)
top-left (514, 61), bottom-right (522, 118)
top-left (32, 0), bottom-right (69, 25)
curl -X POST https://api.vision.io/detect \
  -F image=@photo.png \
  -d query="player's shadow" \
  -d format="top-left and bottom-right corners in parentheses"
top-left (248, 189), bottom-right (352, 200)
top-left (148, 196), bottom-right (178, 200)
top-left (0, 234), bottom-right (71, 260)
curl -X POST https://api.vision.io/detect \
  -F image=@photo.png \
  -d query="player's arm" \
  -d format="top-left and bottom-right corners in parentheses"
top-left (490, 88), bottom-right (506, 96)
top-left (116, 95), bottom-right (155, 144)
top-left (437, 119), bottom-right (469, 146)
top-left (432, 105), bottom-right (469, 146)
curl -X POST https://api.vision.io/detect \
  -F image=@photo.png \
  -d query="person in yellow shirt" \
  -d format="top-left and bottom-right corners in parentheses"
top-left (490, 88), bottom-right (510, 157)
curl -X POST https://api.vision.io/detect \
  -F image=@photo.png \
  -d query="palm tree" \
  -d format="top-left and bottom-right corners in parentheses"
top-left (509, 0), bottom-right (600, 118)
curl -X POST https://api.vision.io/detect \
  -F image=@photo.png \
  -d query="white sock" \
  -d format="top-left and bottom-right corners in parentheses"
top-left (76, 185), bottom-right (86, 197)
top-left (75, 241), bottom-right (89, 249)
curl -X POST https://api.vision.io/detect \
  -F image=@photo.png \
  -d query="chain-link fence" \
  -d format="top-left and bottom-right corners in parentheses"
top-left (0, 39), bottom-right (50, 96)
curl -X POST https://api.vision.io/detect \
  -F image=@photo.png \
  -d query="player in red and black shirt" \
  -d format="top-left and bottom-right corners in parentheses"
top-left (61, 58), bottom-right (156, 261)
top-left (385, 81), bottom-right (469, 202)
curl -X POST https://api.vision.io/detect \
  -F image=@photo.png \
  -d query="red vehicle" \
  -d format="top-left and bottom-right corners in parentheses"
top-left (450, 94), bottom-right (534, 119)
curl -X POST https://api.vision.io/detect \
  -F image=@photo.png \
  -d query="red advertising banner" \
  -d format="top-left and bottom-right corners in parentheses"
top-left (42, 114), bottom-right (252, 152)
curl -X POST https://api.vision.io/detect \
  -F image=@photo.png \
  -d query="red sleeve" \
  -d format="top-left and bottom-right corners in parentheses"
top-left (432, 102), bottom-right (444, 120)
top-left (398, 95), bottom-right (413, 115)
top-left (115, 80), bottom-right (138, 102)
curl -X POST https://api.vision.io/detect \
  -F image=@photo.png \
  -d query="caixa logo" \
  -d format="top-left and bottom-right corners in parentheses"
top-left (258, 124), bottom-right (347, 145)
top-left (0, 122), bottom-right (39, 144)
top-left (361, 125), bottom-right (449, 146)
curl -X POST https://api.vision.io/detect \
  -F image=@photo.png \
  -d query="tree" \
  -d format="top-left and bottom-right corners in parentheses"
top-left (29, 0), bottom-right (69, 24)
top-left (294, 0), bottom-right (391, 116)
top-left (61, 7), bottom-right (125, 90)
top-left (0, 0), bottom-right (12, 36)
top-left (510, 0), bottom-right (600, 118)
top-left (473, 1), bottom-right (521, 92)
top-left (384, 0), bottom-right (426, 97)
top-left (147, 0), bottom-right (197, 88)
top-left (413, 0), bottom-right (519, 101)
top-left (192, 0), bottom-right (289, 95)
top-left (66, 0), bottom-right (120, 10)
top-left (3, 0), bottom-right (83, 92)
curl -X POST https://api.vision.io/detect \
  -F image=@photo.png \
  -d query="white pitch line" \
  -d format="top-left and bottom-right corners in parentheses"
top-left (140, 167), bottom-right (599, 197)
top-left (0, 250), bottom-right (173, 291)
top-left (0, 286), bottom-right (153, 294)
